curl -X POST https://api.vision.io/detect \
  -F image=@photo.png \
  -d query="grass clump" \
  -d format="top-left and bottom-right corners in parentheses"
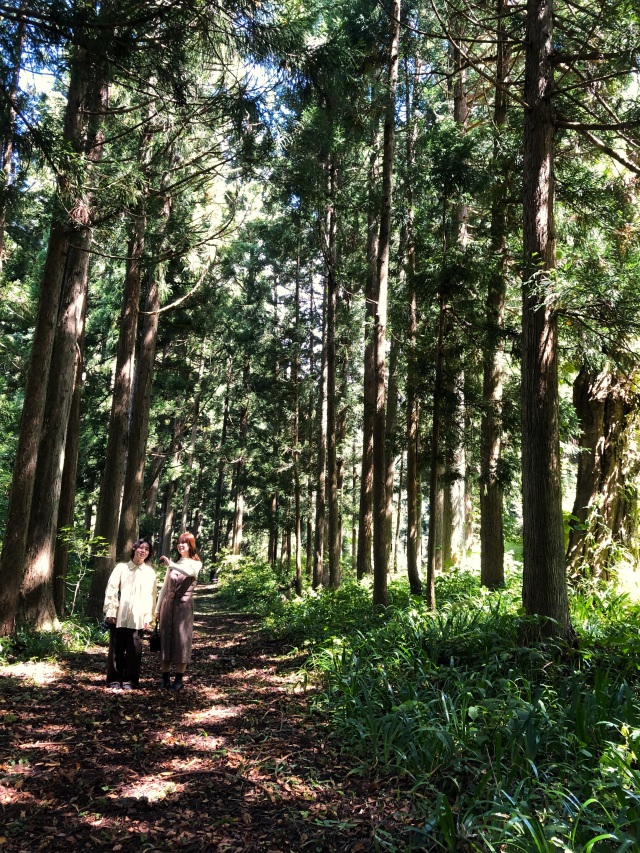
top-left (223, 560), bottom-right (640, 852)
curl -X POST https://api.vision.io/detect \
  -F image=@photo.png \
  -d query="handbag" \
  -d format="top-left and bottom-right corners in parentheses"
top-left (149, 622), bottom-right (161, 652)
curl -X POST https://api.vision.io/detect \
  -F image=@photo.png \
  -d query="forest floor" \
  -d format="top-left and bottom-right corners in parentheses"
top-left (0, 584), bottom-right (416, 852)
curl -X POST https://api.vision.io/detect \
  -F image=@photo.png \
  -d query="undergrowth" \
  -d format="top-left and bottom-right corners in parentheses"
top-left (0, 619), bottom-right (107, 664)
top-left (220, 561), bottom-right (640, 852)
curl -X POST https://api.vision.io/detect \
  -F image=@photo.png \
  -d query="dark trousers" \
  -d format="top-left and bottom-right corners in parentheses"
top-left (106, 627), bottom-right (143, 687)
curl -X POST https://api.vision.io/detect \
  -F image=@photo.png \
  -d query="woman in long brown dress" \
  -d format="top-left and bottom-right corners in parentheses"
top-left (155, 532), bottom-right (202, 691)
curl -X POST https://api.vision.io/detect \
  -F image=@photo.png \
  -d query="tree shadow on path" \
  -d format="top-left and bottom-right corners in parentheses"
top-left (0, 585), bottom-right (412, 852)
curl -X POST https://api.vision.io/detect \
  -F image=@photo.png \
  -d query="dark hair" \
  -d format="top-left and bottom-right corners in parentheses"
top-left (130, 537), bottom-right (154, 562)
top-left (177, 532), bottom-right (201, 561)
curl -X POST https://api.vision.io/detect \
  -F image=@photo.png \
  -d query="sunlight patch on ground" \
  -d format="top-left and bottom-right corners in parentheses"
top-left (0, 660), bottom-right (64, 684)
top-left (186, 704), bottom-right (246, 724)
top-left (117, 775), bottom-right (184, 802)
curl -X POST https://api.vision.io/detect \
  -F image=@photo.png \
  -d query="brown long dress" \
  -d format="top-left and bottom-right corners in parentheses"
top-left (158, 569), bottom-right (197, 665)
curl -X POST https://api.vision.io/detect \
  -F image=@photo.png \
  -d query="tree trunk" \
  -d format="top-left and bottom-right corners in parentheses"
top-left (480, 0), bottom-right (509, 589)
top-left (325, 156), bottom-right (341, 589)
top-left (116, 260), bottom-right (162, 556)
top-left (521, 0), bottom-right (572, 640)
top-left (566, 366), bottom-right (635, 578)
top-left (393, 449), bottom-right (404, 572)
top-left (0, 49), bottom-right (105, 634)
top-left (211, 359), bottom-right (232, 562)
top-left (383, 338), bottom-right (399, 569)
top-left (232, 361), bottom-right (250, 556)
top-left (373, 0), bottom-right (401, 607)
top-left (425, 294), bottom-right (446, 609)
top-left (440, 42), bottom-right (469, 572)
top-left (268, 493), bottom-right (278, 565)
top-left (313, 285), bottom-right (328, 589)
top-left (181, 345), bottom-right (205, 531)
top-left (88, 207), bottom-right (146, 617)
top-left (404, 58), bottom-right (422, 595)
top-left (293, 230), bottom-right (303, 596)
top-left (0, 16), bottom-right (25, 270)
top-left (442, 373), bottom-right (466, 568)
top-left (52, 318), bottom-right (85, 618)
top-left (356, 135), bottom-right (379, 580)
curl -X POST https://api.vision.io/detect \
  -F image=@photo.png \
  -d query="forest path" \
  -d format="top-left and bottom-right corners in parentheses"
top-left (0, 585), bottom-right (402, 852)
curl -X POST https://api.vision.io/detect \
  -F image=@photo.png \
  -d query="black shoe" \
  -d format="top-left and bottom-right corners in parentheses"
top-left (169, 674), bottom-right (183, 692)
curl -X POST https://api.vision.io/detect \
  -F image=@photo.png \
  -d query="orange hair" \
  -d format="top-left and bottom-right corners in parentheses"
top-left (178, 532), bottom-right (201, 561)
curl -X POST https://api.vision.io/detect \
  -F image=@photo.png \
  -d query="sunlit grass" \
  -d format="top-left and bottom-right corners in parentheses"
top-left (218, 556), bottom-right (640, 852)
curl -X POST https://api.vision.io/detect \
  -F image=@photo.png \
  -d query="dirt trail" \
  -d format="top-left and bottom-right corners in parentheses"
top-left (0, 586), bottom-right (403, 852)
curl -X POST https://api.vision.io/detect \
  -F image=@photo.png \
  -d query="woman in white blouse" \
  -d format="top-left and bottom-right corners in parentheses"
top-left (103, 538), bottom-right (157, 690)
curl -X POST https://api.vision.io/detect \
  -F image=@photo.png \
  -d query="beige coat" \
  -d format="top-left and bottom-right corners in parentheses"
top-left (103, 561), bottom-right (157, 630)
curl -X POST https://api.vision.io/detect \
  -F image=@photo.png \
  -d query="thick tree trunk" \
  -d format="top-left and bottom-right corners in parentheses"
top-left (22, 215), bottom-right (96, 628)
top-left (88, 208), bottom-right (146, 617)
top-left (0, 50), bottom-right (105, 634)
top-left (117, 262), bottom-right (161, 556)
top-left (521, 0), bottom-right (572, 640)
top-left (566, 367), bottom-right (635, 578)
top-left (480, 0), bottom-right (509, 589)
top-left (373, 0), bottom-right (401, 607)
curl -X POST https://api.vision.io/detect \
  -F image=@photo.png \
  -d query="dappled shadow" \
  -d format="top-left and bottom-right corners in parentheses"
top-left (0, 590), bottom-right (414, 851)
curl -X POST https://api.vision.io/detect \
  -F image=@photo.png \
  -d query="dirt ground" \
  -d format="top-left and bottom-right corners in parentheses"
top-left (0, 585), bottom-right (416, 852)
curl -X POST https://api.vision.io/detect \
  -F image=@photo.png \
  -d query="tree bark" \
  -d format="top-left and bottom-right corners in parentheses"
top-left (293, 230), bottom-right (303, 596)
top-left (480, 0), bottom-right (509, 589)
top-left (313, 284), bottom-right (328, 589)
top-left (21, 76), bottom-right (109, 629)
top-left (116, 261), bottom-right (161, 556)
top-left (521, 0), bottom-right (572, 640)
top-left (383, 338), bottom-right (399, 569)
top-left (325, 156), bottom-right (341, 589)
top-left (566, 366), bottom-right (635, 578)
top-left (373, 0), bottom-right (401, 608)
top-left (52, 320), bottom-right (85, 618)
top-left (0, 48), bottom-right (105, 634)
top-left (0, 15), bottom-right (25, 270)
top-left (425, 295), bottom-right (446, 609)
top-left (181, 345), bottom-right (205, 531)
top-left (356, 131), bottom-right (379, 580)
top-left (232, 360), bottom-right (250, 556)
top-left (441, 41), bottom-right (469, 571)
top-left (88, 207), bottom-right (146, 617)
top-left (211, 359), bottom-right (232, 562)
top-left (404, 58), bottom-right (422, 595)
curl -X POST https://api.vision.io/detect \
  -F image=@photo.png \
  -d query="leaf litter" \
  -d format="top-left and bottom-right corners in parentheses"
top-left (0, 586), bottom-right (418, 851)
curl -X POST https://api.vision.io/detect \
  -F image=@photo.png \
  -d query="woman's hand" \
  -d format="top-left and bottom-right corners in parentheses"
top-left (105, 616), bottom-right (116, 626)
top-left (159, 555), bottom-right (170, 566)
